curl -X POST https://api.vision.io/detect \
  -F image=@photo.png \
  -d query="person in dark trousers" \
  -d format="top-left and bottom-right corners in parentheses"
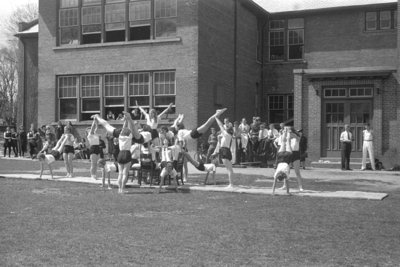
top-left (340, 124), bottom-right (353, 171)
top-left (17, 125), bottom-right (27, 157)
top-left (299, 129), bottom-right (308, 169)
top-left (10, 127), bottom-right (19, 157)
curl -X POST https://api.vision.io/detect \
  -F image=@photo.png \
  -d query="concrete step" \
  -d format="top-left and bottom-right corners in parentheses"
top-left (311, 158), bottom-right (363, 169)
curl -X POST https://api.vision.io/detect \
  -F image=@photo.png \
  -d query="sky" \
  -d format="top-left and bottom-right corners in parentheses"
top-left (0, 0), bottom-right (396, 46)
top-left (0, 0), bottom-right (37, 47)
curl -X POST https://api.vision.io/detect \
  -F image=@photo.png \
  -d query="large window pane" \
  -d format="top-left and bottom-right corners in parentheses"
top-left (366, 12), bottom-right (377, 30)
top-left (81, 75), bottom-right (100, 97)
top-left (60, 0), bottom-right (78, 8)
top-left (59, 76), bottom-right (77, 97)
top-left (82, 98), bottom-right (100, 111)
top-left (82, 6), bottom-right (102, 25)
top-left (105, 74), bottom-right (124, 96)
top-left (380, 10), bottom-right (391, 29)
top-left (155, 0), bottom-right (177, 18)
top-left (60, 27), bottom-right (79, 45)
top-left (155, 18), bottom-right (176, 37)
top-left (129, 1), bottom-right (151, 21)
top-left (60, 8), bottom-right (78, 27)
top-left (60, 99), bottom-right (77, 119)
top-left (105, 3), bottom-right (126, 23)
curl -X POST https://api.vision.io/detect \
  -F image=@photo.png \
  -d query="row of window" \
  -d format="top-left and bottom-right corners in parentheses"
top-left (59, 0), bottom-right (177, 45)
top-left (268, 9), bottom-right (396, 61)
top-left (58, 70), bottom-right (176, 121)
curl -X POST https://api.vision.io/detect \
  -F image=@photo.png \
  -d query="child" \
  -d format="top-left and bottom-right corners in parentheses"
top-left (62, 126), bottom-right (75, 177)
top-left (37, 135), bottom-right (68, 179)
top-left (272, 129), bottom-right (292, 195)
top-left (156, 161), bottom-right (179, 193)
top-left (181, 151), bottom-right (218, 185)
top-left (97, 158), bottom-right (114, 189)
top-left (87, 117), bottom-right (101, 179)
top-left (211, 116), bottom-right (234, 188)
top-left (136, 100), bottom-right (173, 146)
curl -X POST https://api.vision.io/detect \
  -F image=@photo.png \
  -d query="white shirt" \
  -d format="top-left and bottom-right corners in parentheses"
top-left (290, 135), bottom-right (300, 151)
top-left (274, 162), bottom-right (290, 180)
top-left (145, 114), bottom-right (158, 129)
top-left (239, 123), bottom-right (250, 134)
top-left (119, 133), bottom-right (133, 150)
top-left (267, 129), bottom-right (279, 139)
top-left (220, 131), bottom-right (233, 148)
top-left (203, 163), bottom-right (216, 172)
top-left (363, 129), bottom-right (373, 141)
top-left (45, 154), bottom-right (56, 164)
top-left (340, 130), bottom-right (352, 143)
top-left (87, 133), bottom-right (100, 146)
top-left (258, 129), bottom-right (269, 139)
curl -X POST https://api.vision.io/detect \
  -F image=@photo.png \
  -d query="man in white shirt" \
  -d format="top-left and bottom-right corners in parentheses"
top-left (361, 123), bottom-right (375, 171)
top-left (340, 124), bottom-right (353, 170)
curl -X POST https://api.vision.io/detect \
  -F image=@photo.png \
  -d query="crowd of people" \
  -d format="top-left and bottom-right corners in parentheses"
top-left (2, 106), bottom-right (314, 194)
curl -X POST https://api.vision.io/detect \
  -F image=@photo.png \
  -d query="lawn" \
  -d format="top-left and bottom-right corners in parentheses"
top-left (1, 175), bottom-right (400, 266)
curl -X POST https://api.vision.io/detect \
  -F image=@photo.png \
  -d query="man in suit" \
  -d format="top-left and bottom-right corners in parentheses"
top-left (340, 124), bottom-right (353, 170)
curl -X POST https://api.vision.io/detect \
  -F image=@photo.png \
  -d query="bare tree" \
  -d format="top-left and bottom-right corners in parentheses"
top-left (1, 2), bottom-right (38, 48)
top-left (0, 2), bottom-right (38, 125)
top-left (0, 47), bottom-right (17, 125)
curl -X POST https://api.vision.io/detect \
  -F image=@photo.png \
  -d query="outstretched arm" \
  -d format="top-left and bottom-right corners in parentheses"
top-left (215, 116), bottom-right (225, 133)
top-left (135, 100), bottom-right (148, 117)
top-left (89, 116), bottom-right (97, 135)
top-left (157, 103), bottom-right (173, 119)
top-left (123, 111), bottom-right (141, 140)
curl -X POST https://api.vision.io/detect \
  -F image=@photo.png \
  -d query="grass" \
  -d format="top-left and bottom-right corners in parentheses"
top-left (1, 175), bottom-right (400, 266)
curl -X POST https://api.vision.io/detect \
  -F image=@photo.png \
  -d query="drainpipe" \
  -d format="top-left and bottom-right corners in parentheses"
top-left (233, 0), bottom-right (238, 119)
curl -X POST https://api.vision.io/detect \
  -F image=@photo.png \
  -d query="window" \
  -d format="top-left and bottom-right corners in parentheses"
top-left (129, 1), bottom-right (152, 41)
top-left (269, 18), bottom-right (304, 61)
top-left (288, 18), bottom-right (304, 60)
top-left (58, 71), bottom-right (176, 121)
top-left (154, 71), bottom-right (176, 113)
top-left (58, 76), bottom-right (78, 120)
top-left (268, 95), bottom-right (293, 123)
top-left (82, 1), bottom-right (102, 44)
top-left (81, 75), bottom-right (101, 120)
top-left (269, 20), bottom-right (284, 61)
top-left (323, 87), bottom-right (374, 99)
top-left (324, 88), bottom-right (346, 98)
top-left (349, 87), bottom-right (373, 97)
top-left (58, 0), bottom-right (178, 46)
top-left (59, 0), bottom-right (79, 45)
top-left (365, 10), bottom-right (396, 31)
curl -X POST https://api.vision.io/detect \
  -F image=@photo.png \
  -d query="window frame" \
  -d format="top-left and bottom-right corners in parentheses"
top-left (58, 76), bottom-right (79, 121)
top-left (365, 9), bottom-right (397, 31)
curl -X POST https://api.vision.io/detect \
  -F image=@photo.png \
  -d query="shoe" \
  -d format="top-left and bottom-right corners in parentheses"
top-left (346, 168), bottom-right (352, 171)
top-left (360, 168), bottom-right (366, 171)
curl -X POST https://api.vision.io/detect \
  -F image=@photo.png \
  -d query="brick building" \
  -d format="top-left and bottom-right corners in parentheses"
top-left (16, 0), bottom-right (400, 162)
top-left (17, 0), bottom-right (266, 148)
top-left (263, 1), bottom-right (399, 161)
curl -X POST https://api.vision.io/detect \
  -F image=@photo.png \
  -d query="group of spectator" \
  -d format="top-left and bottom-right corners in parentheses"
top-left (205, 117), bottom-right (308, 168)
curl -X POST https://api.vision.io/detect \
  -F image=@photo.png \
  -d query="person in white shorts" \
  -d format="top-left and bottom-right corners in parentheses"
top-left (97, 158), bottom-right (115, 190)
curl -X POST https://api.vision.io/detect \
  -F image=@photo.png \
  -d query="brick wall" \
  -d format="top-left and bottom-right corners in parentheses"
top-left (198, 0), bottom-right (262, 144)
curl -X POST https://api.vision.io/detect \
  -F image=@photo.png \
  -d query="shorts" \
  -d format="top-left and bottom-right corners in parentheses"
top-left (276, 151), bottom-right (292, 165)
top-left (219, 147), bottom-right (232, 161)
top-left (50, 150), bottom-right (61, 161)
top-left (117, 150), bottom-right (132, 165)
top-left (160, 167), bottom-right (177, 178)
top-left (113, 128), bottom-right (144, 144)
top-left (150, 129), bottom-right (159, 140)
top-left (196, 162), bottom-right (205, 171)
top-left (89, 145), bottom-right (101, 155)
top-left (63, 145), bottom-right (74, 154)
top-left (291, 151), bottom-right (300, 162)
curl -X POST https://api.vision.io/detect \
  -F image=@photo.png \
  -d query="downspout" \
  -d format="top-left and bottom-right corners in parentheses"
top-left (233, 0), bottom-right (238, 119)
top-left (260, 16), bottom-right (268, 117)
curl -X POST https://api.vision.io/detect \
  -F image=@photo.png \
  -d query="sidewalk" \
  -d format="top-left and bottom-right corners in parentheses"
top-left (0, 156), bottom-right (396, 200)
